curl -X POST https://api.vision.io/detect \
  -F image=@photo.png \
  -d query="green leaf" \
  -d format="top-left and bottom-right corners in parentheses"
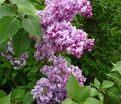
top-left (94, 78), bottom-right (101, 89)
top-left (98, 93), bottom-right (104, 102)
top-left (11, 0), bottom-right (36, 16)
top-left (12, 88), bottom-right (26, 100)
top-left (0, 90), bottom-right (7, 98)
top-left (66, 74), bottom-right (81, 102)
top-left (0, 16), bottom-right (20, 43)
top-left (78, 86), bottom-right (91, 102)
top-left (18, 2), bottom-right (36, 16)
top-left (84, 97), bottom-right (103, 104)
top-left (111, 61), bottom-right (121, 74)
top-left (0, 0), bottom-right (5, 5)
top-left (10, 0), bottom-right (20, 5)
top-left (12, 30), bottom-right (31, 56)
top-left (0, 4), bottom-right (16, 19)
top-left (23, 91), bottom-right (33, 104)
top-left (0, 92), bottom-right (11, 104)
top-left (102, 80), bottom-right (114, 89)
top-left (107, 87), bottom-right (121, 102)
top-left (107, 73), bottom-right (121, 82)
top-left (61, 98), bottom-right (76, 104)
top-left (22, 16), bottom-right (41, 38)
top-left (27, 66), bottom-right (39, 77)
top-left (90, 88), bottom-right (98, 96)
top-left (66, 74), bottom-right (91, 103)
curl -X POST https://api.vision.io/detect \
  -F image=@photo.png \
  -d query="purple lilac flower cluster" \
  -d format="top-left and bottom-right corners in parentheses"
top-left (31, 56), bottom-right (86, 104)
top-left (35, 0), bottom-right (94, 60)
top-left (35, 21), bottom-right (94, 60)
top-left (1, 40), bottom-right (28, 69)
top-left (45, 21), bottom-right (94, 58)
top-left (37, 0), bottom-right (92, 28)
top-left (32, 0), bottom-right (94, 103)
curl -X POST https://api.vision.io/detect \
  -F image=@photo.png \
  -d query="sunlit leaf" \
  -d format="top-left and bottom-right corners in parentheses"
top-left (102, 80), bottom-right (114, 89)
top-left (111, 61), bottom-right (121, 74)
top-left (22, 16), bottom-right (41, 38)
top-left (66, 74), bottom-right (91, 103)
top-left (0, 4), bottom-right (16, 19)
top-left (0, 92), bottom-right (11, 104)
top-left (0, 16), bottom-right (20, 43)
top-left (0, 0), bottom-right (5, 5)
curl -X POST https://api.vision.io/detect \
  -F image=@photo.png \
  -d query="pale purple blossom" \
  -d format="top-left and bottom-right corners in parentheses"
top-left (31, 78), bottom-right (54, 104)
top-left (32, 0), bottom-right (94, 103)
top-left (31, 56), bottom-right (86, 104)
top-left (37, 0), bottom-right (92, 28)
top-left (7, 40), bottom-right (14, 53)
top-left (35, 0), bottom-right (94, 60)
top-left (34, 40), bottom-right (54, 61)
top-left (11, 52), bottom-right (28, 69)
top-left (35, 21), bottom-right (94, 60)
top-left (80, 0), bottom-right (93, 17)
top-left (1, 40), bottom-right (28, 69)
top-left (85, 39), bottom-right (95, 52)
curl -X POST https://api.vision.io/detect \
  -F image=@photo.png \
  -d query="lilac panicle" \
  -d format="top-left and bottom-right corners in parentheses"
top-left (32, 0), bottom-right (94, 103)
top-left (35, 0), bottom-right (94, 61)
top-left (31, 56), bottom-right (86, 104)
top-left (35, 21), bottom-right (94, 60)
top-left (37, 0), bottom-right (92, 28)
top-left (31, 78), bottom-right (53, 104)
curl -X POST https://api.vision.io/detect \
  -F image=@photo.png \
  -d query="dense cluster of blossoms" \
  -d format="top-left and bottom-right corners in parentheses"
top-left (35, 0), bottom-right (94, 61)
top-left (37, 0), bottom-right (92, 28)
top-left (31, 56), bottom-right (86, 104)
top-left (32, 0), bottom-right (94, 103)
top-left (35, 21), bottom-right (94, 60)
top-left (1, 40), bottom-right (28, 69)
